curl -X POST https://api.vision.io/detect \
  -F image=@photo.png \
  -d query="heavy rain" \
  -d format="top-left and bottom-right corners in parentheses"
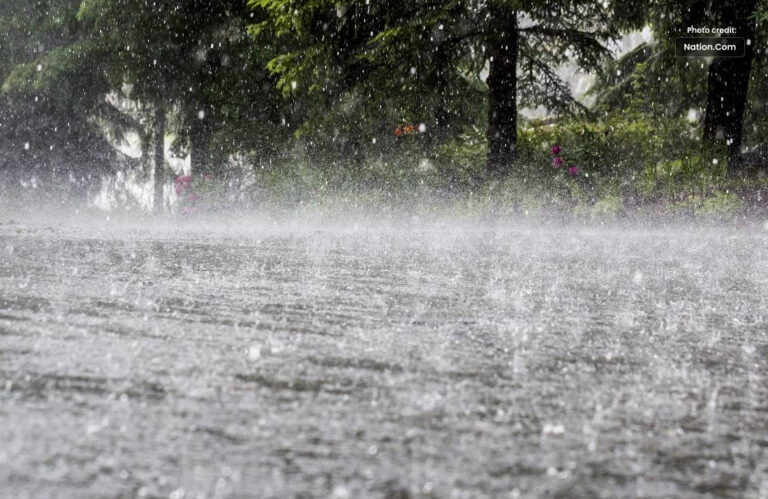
top-left (1, 1), bottom-right (767, 498)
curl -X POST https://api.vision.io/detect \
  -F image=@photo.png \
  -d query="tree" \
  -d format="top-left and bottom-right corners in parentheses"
top-left (77, 0), bottom-right (189, 212)
top-left (702, 0), bottom-right (759, 172)
top-left (0, 0), bottom-right (119, 200)
top-left (251, 0), bottom-right (615, 174)
top-left (486, 4), bottom-right (518, 172)
top-left (593, 0), bottom-right (764, 174)
top-left (77, 0), bottom-right (287, 212)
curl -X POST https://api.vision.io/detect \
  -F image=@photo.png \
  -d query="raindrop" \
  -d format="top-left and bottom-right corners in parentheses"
top-left (247, 344), bottom-right (261, 361)
top-left (331, 485), bottom-right (350, 499)
top-left (542, 423), bottom-right (565, 435)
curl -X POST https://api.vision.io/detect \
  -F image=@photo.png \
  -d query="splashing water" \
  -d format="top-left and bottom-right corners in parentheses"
top-left (0, 217), bottom-right (766, 497)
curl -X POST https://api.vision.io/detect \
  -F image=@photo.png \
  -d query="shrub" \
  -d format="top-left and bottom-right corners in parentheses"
top-left (696, 192), bottom-right (744, 218)
top-left (590, 195), bottom-right (625, 220)
top-left (517, 112), bottom-right (727, 204)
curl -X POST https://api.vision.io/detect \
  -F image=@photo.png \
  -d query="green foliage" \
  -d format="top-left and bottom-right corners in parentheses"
top-left (76, 0), bottom-right (291, 174)
top-left (3, 42), bottom-right (107, 106)
top-left (0, 0), bottom-right (765, 216)
top-left (669, 191), bottom-right (744, 219)
top-left (0, 0), bottom-right (81, 81)
top-left (250, 0), bottom-right (619, 166)
top-left (516, 112), bottom-right (732, 207)
top-left (589, 42), bottom-right (708, 119)
top-left (432, 127), bottom-right (487, 187)
top-left (593, 0), bottom-right (768, 158)
top-left (590, 195), bottom-right (624, 220)
top-left (697, 192), bottom-right (745, 217)
top-left (0, 0), bottom-right (118, 194)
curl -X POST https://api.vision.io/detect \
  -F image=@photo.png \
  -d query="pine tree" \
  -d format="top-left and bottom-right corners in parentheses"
top-left (592, 0), bottom-right (764, 174)
top-left (0, 0), bottom-right (116, 197)
top-left (76, 0), bottom-right (286, 211)
top-left (250, 0), bottom-right (616, 174)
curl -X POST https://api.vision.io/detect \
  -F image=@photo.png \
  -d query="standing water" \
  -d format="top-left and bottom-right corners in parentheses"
top-left (0, 219), bottom-right (767, 498)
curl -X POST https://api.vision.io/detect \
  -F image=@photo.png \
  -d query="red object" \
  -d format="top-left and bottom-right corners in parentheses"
top-left (395, 124), bottom-right (421, 137)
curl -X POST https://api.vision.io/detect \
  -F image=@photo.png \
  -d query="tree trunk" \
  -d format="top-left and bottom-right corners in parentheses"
top-left (190, 110), bottom-right (213, 177)
top-left (153, 103), bottom-right (165, 214)
top-left (703, 0), bottom-right (757, 173)
top-left (486, 8), bottom-right (518, 173)
top-left (190, 120), bottom-right (204, 178)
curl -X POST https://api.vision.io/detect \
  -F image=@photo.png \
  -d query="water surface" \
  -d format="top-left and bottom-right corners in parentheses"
top-left (1, 220), bottom-right (766, 498)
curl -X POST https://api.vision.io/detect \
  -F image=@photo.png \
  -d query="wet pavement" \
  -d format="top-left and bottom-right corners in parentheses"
top-left (0, 221), bottom-right (767, 498)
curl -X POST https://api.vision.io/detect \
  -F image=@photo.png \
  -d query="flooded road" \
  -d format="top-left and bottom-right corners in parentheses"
top-left (1, 220), bottom-right (767, 498)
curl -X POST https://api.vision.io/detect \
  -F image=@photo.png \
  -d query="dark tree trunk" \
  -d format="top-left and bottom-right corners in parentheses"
top-left (703, 0), bottom-right (757, 173)
top-left (153, 103), bottom-right (165, 214)
top-left (486, 8), bottom-right (518, 173)
top-left (189, 118), bottom-right (208, 179)
top-left (189, 117), bottom-right (210, 177)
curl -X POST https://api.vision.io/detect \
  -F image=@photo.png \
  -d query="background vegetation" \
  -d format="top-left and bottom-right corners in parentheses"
top-left (1, 0), bottom-right (767, 219)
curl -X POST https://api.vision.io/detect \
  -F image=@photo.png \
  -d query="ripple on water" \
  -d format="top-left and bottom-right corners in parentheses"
top-left (0, 224), bottom-right (766, 497)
